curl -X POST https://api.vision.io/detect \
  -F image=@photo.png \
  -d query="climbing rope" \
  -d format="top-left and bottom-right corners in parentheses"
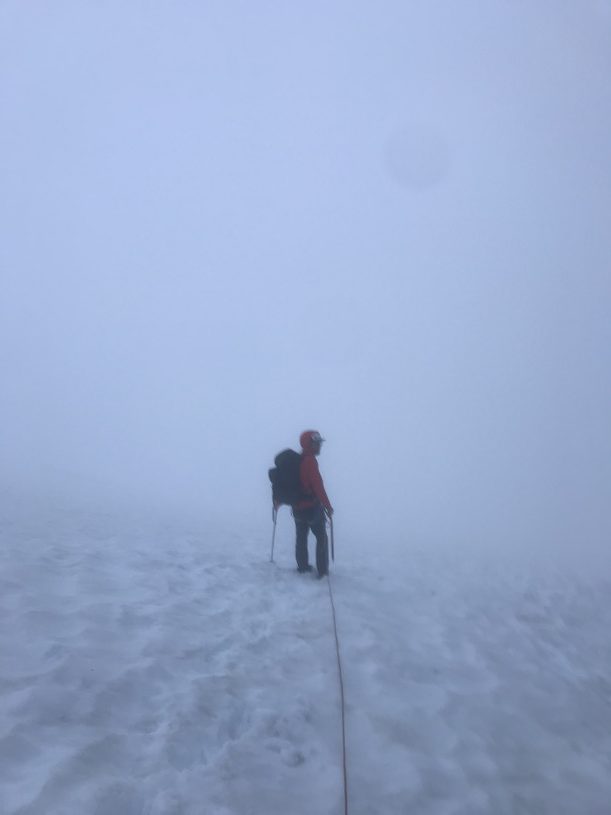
top-left (268, 511), bottom-right (348, 813)
top-left (327, 568), bottom-right (349, 815)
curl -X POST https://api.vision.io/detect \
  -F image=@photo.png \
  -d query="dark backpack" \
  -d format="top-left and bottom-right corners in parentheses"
top-left (268, 449), bottom-right (304, 506)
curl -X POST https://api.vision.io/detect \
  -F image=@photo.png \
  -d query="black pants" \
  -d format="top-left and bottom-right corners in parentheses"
top-left (293, 504), bottom-right (328, 576)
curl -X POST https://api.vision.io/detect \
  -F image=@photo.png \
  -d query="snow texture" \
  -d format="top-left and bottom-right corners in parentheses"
top-left (1, 497), bottom-right (611, 814)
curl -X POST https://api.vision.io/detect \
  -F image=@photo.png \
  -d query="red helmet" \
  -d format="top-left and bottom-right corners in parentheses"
top-left (300, 430), bottom-right (325, 452)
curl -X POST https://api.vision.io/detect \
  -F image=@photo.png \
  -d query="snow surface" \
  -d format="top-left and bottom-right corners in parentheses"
top-left (1, 497), bottom-right (611, 815)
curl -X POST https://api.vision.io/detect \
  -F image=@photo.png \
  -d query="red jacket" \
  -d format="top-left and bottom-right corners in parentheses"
top-left (296, 433), bottom-right (333, 512)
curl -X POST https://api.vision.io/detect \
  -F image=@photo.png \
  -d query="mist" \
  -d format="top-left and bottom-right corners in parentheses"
top-left (2, 0), bottom-right (610, 558)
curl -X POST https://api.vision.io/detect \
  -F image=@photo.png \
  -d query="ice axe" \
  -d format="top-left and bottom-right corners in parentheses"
top-left (270, 507), bottom-right (278, 562)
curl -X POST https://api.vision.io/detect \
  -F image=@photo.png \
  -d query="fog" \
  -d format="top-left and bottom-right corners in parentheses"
top-left (2, 1), bottom-right (610, 556)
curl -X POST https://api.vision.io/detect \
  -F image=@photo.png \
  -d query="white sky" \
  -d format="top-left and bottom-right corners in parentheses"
top-left (1, 0), bottom-right (610, 554)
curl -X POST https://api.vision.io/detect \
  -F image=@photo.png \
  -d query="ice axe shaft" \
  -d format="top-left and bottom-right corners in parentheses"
top-left (270, 508), bottom-right (277, 562)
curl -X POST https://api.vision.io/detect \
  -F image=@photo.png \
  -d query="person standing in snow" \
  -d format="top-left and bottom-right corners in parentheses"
top-left (293, 430), bottom-right (333, 578)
